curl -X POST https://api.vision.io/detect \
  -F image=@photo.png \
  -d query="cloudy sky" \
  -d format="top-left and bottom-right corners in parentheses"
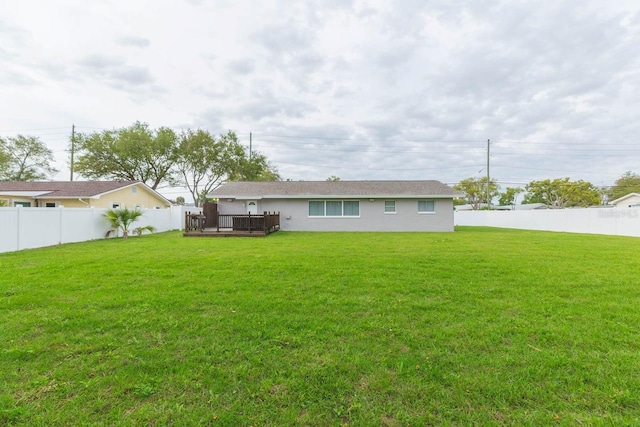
top-left (1, 0), bottom-right (639, 201)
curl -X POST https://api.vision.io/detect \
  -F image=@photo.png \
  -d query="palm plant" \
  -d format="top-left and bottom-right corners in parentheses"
top-left (103, 207), bottom-right (154, 239)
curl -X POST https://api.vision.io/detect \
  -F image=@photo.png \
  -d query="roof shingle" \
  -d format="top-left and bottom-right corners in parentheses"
top-left (208, 180), bottom-right (462, 198)
top-left (0, 181), bottom-right (140, 198)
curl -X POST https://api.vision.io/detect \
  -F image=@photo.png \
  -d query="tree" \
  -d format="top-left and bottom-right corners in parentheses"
top-left (498, 187), bottom-right (522, 206)
top-left (608, 171), bottom-right (640, 201)
top-left (103, 207), bottom-right (154, 239)
top-left (228, 150), bottom-right (280, 182)
top-left (0, 135), bottom-right (58, 181)
top-left (453, 177), bottom-right (499, 210)
top-left (522, 178), bottom-right (600, 208)
top-left (74, 122), bottom-right (179, 189)
top-left (326, 176), bottom-right (341, 181)
top-left (175, 196), bottom-right (185, 205)
top-left (176, 130), bottom-right (244, 207)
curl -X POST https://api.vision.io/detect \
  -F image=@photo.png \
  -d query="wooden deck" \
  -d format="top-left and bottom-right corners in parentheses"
top-left (183, 228), bottom-right (271, 238)
top-left (183, 211), bottom-right (280, 238)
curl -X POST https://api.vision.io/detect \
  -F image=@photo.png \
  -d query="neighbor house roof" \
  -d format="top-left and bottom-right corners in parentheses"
top-left (208, 180), bottom-right (462, 200)
top-left (0, 181), bottom-right (170, 204)
top-left (609, 192), bottom-right (640, 206)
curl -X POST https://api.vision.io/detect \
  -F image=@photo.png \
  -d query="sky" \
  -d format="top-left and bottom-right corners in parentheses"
top-left (1, 0), bottom-right (639, 202)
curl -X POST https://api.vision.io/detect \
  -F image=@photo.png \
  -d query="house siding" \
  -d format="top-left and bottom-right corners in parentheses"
top-left (217, 198), bottom-right (454, 232)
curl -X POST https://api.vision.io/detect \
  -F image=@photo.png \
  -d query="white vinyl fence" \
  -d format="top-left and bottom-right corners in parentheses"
top-left (0, 205), bottom-right (201, 254)
top-left (455, 207), bottom-right (640, 237)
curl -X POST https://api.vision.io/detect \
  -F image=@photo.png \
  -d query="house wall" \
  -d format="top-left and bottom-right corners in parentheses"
top-left (217, 198), bottom-right (455, 232)
top-left (88, 185), bottom-right (169, 209)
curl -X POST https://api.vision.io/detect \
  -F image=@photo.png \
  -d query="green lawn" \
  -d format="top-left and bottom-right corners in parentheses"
top-left (1, 227), bottom-right (639, 425)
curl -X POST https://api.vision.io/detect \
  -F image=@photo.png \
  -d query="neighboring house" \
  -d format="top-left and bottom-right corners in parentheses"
top-left (208, 180), bottom-right (462, 232)
top-left (0, 181), bottom-right (171, 209)
top-left (609, 193), bottom-right (640, 208)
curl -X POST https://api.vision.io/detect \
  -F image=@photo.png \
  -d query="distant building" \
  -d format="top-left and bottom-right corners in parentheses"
top-left (609, 193), bottom-right (640, 208)
top-left (0, 181), bottom-right (171, 209)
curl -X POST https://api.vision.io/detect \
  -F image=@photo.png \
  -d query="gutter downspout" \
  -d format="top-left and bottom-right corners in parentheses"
top-left (78, 198), bottom-right (90, 206)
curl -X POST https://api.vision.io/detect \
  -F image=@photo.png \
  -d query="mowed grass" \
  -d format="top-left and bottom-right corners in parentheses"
top-left (1, 227), bottom-right (640, 426)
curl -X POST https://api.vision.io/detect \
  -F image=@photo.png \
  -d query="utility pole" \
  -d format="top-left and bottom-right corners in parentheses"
top-left (249, 132), bottom-right (252, 162)
top-left (486, 139), bottom-right (490, 209)
top-left (70, 124), bottom-right (75, 181)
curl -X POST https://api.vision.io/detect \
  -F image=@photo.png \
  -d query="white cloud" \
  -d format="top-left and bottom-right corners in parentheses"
top-left (1, 0), bottom-right (640, 199)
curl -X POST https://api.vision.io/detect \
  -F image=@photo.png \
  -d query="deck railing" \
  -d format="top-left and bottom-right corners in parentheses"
top-left (217, 212), bottom-right (280, 234)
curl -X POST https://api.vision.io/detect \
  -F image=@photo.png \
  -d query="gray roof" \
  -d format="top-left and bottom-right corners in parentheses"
top-left (0, 180), bottom-right (169, 203)
top-left (208, 180), bottom-right (462, 199)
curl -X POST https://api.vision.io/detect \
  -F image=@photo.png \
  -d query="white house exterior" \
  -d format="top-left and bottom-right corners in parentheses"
top-left (208, 180), bottom-right (461, 232)
top-left (609, 193), bottom-right (640, 208)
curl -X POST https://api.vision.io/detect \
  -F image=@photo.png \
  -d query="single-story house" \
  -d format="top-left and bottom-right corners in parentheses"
top-left (0, 181), bottom-right (171, 209)
top-left (609, 193), bottom-right (640, 208)
top-left (207, 180), bottom-right (462, 232)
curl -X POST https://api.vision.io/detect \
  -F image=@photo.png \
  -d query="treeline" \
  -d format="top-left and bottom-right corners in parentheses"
top-left (0, 122), bottom-right (279, 206)
top-left (454, 174), bottom-right (640, 209)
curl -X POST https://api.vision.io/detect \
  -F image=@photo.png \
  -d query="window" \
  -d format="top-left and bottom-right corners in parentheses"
top-left (309, 201), bottom-right (325, 216)
top-left (131, 186), bottom-right (138, 193)
top-left (45, 202), bottom-right (57, 208)
top-left (14, 201), bottom-right (31, 207)
top-left (308, 201), bottom-right (359, 217)
top-left (326, 201), bottom-right (342, 216)
top-left (384, 200), bottom-right (396, 213)
top-left (343, 201), bottom-right (359, 216)
top-left (418, 200), bottom-right (435, 213)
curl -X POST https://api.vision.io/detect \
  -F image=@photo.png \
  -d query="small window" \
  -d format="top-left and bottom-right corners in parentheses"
top-left (343, 201), bottom-right (359, 216)
top-left (384, 200), bottom-right (396, 213)
top-left (45, 202), bottom-right (57, 208)
top-left (326, 201), bottom-right (342, 216)
top-left (309, 201), bottom-right (325, 216)
top-left (418, 200), bottom-right (435, 213)
top-left (132, 186), bottom-right (138, 194)
top-left (14, 201), bottom-right (31, 207)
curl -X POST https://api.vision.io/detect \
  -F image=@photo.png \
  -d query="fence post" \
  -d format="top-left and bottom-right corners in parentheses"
top-left (59, 207), bottom-right (64, 245)
top-left (16, 205), bottom-right (21, 251)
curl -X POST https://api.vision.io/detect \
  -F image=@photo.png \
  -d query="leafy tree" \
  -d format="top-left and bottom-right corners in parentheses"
top-left (0, 135), bottom-right (58, 181)
top-left (608, 171), bottom-right (640, 201)
top-left (75, 122), bottom-right (179, 189)
top-left (523, 178), bottom-right (600, 208)
top-left (453, 177), bottom-right (499, 210)
top-left (103, 207), bottom-right (154, 239)
top-left (326, 176), bottom-right (341, 181)
top-left (0, 140), bottom-right (9, 177)
top-left (175, 196), bottom-right (185, 205)
top-left (176, 130), bottom-right (242, 207)
top-left (498, 187), bottom-right (522, 206)
top-left (228, 150), bottom-right (280, 182)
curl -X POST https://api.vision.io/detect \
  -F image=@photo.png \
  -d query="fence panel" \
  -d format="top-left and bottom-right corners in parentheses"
top-left (17, 207), bottom-right (63, 250)
top-left (455, 207), bottom-right (640, 237)
top-left (0, 208), bottom-right (19, 253)
top-left (0, 207), bottom-right (188, 254)
top-left (61, 208), bottom-right (110, 243)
